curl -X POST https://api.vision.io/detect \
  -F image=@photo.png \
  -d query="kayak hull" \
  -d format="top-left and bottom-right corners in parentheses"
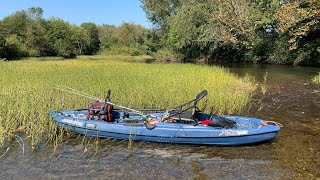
top-left (51, 110), bottom-right (281, 146)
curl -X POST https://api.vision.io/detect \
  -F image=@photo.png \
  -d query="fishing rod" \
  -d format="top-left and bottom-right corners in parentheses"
top-left (56, 85), bottom-right (99, 100)
top-left (53, 86), bottom-right (160, 119)
top-left (54, 86), bottom-right (99, 101)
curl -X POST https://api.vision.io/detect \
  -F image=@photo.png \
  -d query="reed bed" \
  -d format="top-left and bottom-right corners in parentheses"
top-left (312, 73), bottom-right (320, 84)
top-left (0, 55), bottom-right (255, 147)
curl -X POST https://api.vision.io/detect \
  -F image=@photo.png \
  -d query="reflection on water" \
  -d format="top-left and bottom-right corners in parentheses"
top-left (1, 63), bottom-right (319, 179)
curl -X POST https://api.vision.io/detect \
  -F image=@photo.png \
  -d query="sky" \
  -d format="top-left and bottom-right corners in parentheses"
top-left (0, 0), bottom-right (151, 27)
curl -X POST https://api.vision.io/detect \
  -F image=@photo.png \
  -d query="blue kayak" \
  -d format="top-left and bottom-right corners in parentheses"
top-left (50, 90), bottom-right (282, 145)
top-left (50, 110), bottom-right (281, 146)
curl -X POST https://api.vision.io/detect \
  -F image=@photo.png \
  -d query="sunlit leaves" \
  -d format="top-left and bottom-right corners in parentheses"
top-left (276, 0), bottom-right (320, 51)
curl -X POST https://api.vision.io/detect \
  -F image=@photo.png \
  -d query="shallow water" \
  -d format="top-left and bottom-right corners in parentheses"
top-left (1, 63), bottom-right (319, 179)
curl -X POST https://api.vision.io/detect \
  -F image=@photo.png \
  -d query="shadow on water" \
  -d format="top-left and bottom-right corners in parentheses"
top-left (1, 63), bottom-right (319, 179)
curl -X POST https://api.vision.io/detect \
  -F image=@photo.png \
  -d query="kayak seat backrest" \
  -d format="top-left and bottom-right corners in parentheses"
top-left (168, 90), bottom-right (207, 122)
top-left (169, 110), bottom-right (193, 119)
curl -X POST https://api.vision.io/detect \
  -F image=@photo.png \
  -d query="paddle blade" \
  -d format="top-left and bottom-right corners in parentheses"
top-left (195, 90), bottom-right (208, 102)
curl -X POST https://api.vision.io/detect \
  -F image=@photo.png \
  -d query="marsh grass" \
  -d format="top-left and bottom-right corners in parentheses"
top-left (0, 55), bottom-right (255, 148)
top-left (261, 71), bottom-right (268, 95)
top-left (312, 73), bottom-right (320, 84)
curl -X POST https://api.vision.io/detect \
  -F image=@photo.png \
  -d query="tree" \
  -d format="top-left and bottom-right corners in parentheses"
top-left (152, 0), bottom-right (256, 61)
top-left (27, 7), bottom-right (43, 20)
top-left (141, 0), bottom-right (182, 28)
top-left (141, 0), bottom-right (183, 53)
top-left (98, 25), bottom-right (118, 49)
top-left (25, 21), bottom-right (51, 56)
top-left (232, 0), bottom-right (281, 63)
top-left (47, 18), bottom-right (77, 58)
top-left (1, 34), bottom-right (28, 60)
top-left (0, 10), bottom-right (28, 39)
top-left (97, 23), bottom-right (148, 55)
top-left (0, 36), bottom-right (6, 58)
top-left (25, 7), bottom-right (53, 56)
top-left (71, 26), bottom-right (90, 55)
top-left (117, 22), bottom-right (147, 47)
top-left (80, 22), bottom-right (100, 55)
top-left (0, 11), bottom-right (29, 59)
top-left (144, 29), bottom-right (162, 54)
top-left (276, 0), bottom-right (319, 49)
top-left (275, 0), bottom-right (320, 65)
top-left (0, 7), bottom-right (55, 58)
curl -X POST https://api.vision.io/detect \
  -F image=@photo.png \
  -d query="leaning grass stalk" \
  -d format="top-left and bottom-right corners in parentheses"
top-left (261, 70), bottom-right (268, 95)
top-left (14, 134), bottom-right (25, 155)
top-left (0, 147), bottom-right (10, 159)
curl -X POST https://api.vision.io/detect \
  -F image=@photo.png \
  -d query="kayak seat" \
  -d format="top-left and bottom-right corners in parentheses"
top-left (169, 110), bottom-right (200, 124)
top-left (169, 110), bottom-right (193, 119)
top-left (168, 90), bottom-right (207, 124)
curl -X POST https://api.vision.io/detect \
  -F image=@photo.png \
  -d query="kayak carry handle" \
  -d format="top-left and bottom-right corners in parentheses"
top-left (258, 120), bottom-right (283, 128)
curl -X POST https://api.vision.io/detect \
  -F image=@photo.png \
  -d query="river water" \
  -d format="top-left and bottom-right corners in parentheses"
top-left (1, 63), bottom-right (319, 179)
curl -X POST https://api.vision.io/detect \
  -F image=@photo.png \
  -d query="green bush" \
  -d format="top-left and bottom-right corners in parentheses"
top-left (1, 35), bottom-right (29, 60)
top-left (130, 50), bottom-right (141, 56)
top-left (60, 51), bottom-right (77, 59)
top-left (268, 36), bottom-right (292, 65)
top-left (153, 48), bottom-right (184, 62)
top-left (245, 38), bottom-right (275, 63)
top-left (27, 48), bottom-right (41, 57)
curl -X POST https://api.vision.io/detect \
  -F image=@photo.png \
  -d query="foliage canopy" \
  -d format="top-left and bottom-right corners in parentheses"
top-left (141, 0), bottom-right (320, 66)
top-left (0, 3), bottom-right (319, 66)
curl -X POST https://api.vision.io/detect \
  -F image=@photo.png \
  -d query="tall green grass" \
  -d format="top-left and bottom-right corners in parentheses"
top-left (312, 73), bottom-right (320, 84)
top-left (0, 55), bottom-right (255, 147)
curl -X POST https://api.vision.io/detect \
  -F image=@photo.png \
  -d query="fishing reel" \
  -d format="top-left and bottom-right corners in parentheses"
top-left (144, 116), bottom-right (160, 130)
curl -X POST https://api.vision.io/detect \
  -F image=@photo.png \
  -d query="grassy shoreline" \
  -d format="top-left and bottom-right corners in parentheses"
top-left (0, 55), bottom-right (255, 147)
